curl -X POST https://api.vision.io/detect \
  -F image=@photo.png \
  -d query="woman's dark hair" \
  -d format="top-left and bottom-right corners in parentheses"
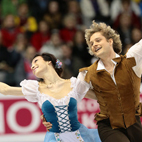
top-left (33, 53), bottom-right (63, 81)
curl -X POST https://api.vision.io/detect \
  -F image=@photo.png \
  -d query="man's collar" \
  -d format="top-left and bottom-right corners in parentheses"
top-left (97, 54), bottom-right (120, 71)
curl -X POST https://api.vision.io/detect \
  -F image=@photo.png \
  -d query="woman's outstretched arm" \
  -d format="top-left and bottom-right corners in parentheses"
top-left (0, 82), bottom-right (23, 96)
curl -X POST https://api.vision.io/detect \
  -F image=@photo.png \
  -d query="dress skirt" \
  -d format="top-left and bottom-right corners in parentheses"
top-left (44, 124), bottom-right (101, 142)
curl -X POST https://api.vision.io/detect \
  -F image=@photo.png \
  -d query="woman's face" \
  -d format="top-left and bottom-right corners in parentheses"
top-left (31, 56), bottom-right (48, 78)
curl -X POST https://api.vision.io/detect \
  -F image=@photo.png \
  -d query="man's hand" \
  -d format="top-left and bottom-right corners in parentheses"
top-left (40, 115), bottom-right (52, 131)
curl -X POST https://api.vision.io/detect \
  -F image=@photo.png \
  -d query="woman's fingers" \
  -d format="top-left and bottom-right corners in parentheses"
top-left (40, 115), bottom-right (46, 122)
top-left (40, 114), bottom-right (52, 131)
top-left (43, 122), bottom-right (52, 130)
top-left (40, 115), bottom-right (43, 120)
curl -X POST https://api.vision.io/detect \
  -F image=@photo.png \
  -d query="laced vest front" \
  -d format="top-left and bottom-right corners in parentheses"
top-left (42, 97), bottom-right (81, 133)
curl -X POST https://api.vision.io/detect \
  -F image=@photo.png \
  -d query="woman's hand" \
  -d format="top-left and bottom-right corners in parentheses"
top-left (0, 82), bottom-right (10, 95)
top-left (40, 115), bottom-right (52, 131)
top-left (0, 82), bottom-right (23, 96)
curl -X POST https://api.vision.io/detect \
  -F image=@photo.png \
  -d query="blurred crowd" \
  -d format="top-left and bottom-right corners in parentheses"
top-left (0, 0), bottom-right (142, 86)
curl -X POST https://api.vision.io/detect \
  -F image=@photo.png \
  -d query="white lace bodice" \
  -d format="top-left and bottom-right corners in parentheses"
top-left (20, 76), bottom-right (90, 108)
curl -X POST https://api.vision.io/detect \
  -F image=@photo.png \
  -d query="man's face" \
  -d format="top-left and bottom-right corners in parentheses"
top-left (89, 32), bottom-right (112, 58)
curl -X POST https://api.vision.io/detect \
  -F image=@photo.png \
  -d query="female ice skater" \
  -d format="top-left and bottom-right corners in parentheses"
top-left (0, 53), bottom-right (101, 142)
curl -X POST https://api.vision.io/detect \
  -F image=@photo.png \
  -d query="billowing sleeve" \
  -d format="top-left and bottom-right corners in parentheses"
top-left (72, 72), bottom-right (91, 102)
top-left (126, 39), bottom-right (142, 78)
top-left (77, 71), bottom-right (93, 89)
top-left (20, 80), bottom-right (39, 102)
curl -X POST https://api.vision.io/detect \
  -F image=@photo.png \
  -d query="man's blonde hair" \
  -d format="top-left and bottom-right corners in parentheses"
top-left (85, 21), bottom-right (122, 55)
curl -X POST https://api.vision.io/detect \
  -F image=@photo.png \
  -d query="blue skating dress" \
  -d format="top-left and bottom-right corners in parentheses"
top-left (20, 77), bottom-right (101, 142)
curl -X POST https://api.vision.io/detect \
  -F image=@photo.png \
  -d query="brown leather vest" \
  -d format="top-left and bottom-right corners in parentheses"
top-left (79, 55), bottom-right (142, 129)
